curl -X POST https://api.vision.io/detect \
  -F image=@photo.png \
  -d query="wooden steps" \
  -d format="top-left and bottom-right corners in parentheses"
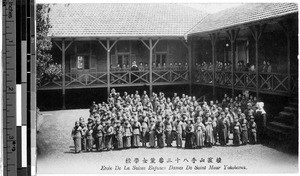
top-left (266, 97), bottom-right (298, 140)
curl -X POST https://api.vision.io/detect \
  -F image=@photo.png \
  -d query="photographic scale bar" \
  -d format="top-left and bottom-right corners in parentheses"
top-left (3, 0), bottom-right (35, 175)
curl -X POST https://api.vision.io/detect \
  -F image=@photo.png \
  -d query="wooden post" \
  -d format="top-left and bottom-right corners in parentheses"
top-left (249, 24), bottom-right (266, 98)
top-left (279, 20), bottom-right (292, 98)
top-left (54, 39), bottom-right (74, 109)
top-left (287, 30), bottom-right (291, 98)
top-left (209, 33), bottom-right (219, 101)
top-left (149, 39), bottom-right (153, 97)
top-left (62, 39), bottom-right (66, 109)
top-left (98, 39), bottom-right (118, 97)
top-left (107, 40), bottom-right (111, 96)
top-left (188, 40), bottom-right (192, 95)
top-left (226, 28), bottom-right (240, 97)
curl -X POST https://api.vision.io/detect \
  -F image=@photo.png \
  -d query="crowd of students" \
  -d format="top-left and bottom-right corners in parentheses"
top-left (71, 89), bottom-right (266, 153)
top-left (110, 61), bottom-right (189, 72)
top-left (195, 60), bottom-right (273, 73)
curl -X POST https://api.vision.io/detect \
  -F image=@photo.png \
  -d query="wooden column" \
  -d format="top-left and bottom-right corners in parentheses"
top-left (62, 39), bottom-right (66, 109)
top-left (149, 39), bottom-right (153, 97)
top-left (209, 33), bottom-right (219, 101)
top-left (188, 40), bottom-right (192, 95)
top-left (99, 39), bottom-right (118, 97)
top-left (54, 39), bottom-right (74, 109)
top-left (249, 24), bottom-right (266, 98)
top-left (279, 20), bottom-right (292, 98)
top-left (226, 28), bottom-right (240, 97)
top-left (106, 40), bottom-right (111, 96)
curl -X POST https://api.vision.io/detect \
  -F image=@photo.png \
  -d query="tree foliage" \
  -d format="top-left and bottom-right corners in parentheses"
top-left (36, 4), bottom-right (62, 85)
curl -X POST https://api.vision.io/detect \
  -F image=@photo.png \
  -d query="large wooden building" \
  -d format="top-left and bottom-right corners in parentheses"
top-left (38, 3), bottom-right (298, 108)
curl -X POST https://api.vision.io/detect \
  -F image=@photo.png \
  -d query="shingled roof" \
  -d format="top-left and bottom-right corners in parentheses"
top-left (47, 3), bottom-right (207, 38)
top-left (188, 3), bottom-right (298, 35)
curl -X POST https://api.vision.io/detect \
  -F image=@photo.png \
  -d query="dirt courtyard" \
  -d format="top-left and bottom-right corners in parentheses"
top-left (37, 109), bottom-right (298, 174)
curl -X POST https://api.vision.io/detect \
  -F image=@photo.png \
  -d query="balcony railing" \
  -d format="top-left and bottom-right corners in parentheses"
top-left (37, 68), bottom-right (190, 89)
top-left (192, 68), bottom-right (297, 95)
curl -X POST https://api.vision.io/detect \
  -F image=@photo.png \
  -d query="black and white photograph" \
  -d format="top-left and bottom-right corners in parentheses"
top-left (33, 1), bottom-right (298, 174)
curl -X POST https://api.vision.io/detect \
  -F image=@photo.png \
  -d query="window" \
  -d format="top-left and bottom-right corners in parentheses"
top-left (77, 55), bottom-right (90, 69)
top-left (117, 54), bottom-right (130, 67)
top-left (155, 53), bottom-right (167, 66)
top-left (154, 40), bottom-right (168, 67)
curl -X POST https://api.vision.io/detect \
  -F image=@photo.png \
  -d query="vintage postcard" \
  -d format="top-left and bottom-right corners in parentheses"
top-left (35, 1), bottom-right (298, 174)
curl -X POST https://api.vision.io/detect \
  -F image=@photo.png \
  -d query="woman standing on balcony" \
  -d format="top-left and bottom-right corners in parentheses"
top-left (131, 61), bottom-right (139, 83)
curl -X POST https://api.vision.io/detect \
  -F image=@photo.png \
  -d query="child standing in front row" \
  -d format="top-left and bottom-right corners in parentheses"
top-left (71, 121), bottom-right (82, 153)
top-left (248, 116), bottom-right (257, 144)
top-left (233, 118), bottom-right (241, 146)
top-left (86, 125), bottom-right (94, 152)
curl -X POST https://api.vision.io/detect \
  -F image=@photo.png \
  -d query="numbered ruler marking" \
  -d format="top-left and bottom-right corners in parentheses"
top-left (3, 0), bottom-right (17, 176)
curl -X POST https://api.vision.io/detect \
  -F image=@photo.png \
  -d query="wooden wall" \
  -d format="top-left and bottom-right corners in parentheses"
top-left (51, 39), bottom-right (188, 73)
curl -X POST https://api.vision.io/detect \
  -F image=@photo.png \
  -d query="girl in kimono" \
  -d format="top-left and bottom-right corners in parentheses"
top-left (94, 119), bottom-right (104, 151)
top-left (81, 123), bottom-right (87, 151)
top-left (86, 125), bottom-right (94, 152)
top-left (233, 119), bottom-right (241, 146)
top-left (255, 102), bottom-right (266, 142)
top-left (105, 120), bottom-right (114, 151)
top-left (174, 116), bottom-right (183, 148)
top-left (212, 114), bottom-right (218, 146)
top-left (194, 117), bottom-right (206, 148)
top-left (240, 113), bottom-right (249, 145)
top-left (185, 119), bottom-right (194, 149)
top-left (217, 112), bottom-right (228, 146)
top-left (141, 118), bottom-right (148, 147)
top-left (155, 117), bottom-right (165, 148)
top-left (71, 121), bottom-right (82, 153)
top-left (123, 119), bottom-right (132, 149)
top-left (205, 116), bottom-right (214, 147)
top-left (114, 120), bottom-right (123, 150)
top-left (248, 116), bottom-right (257, 144)
top-left (164, 115), bottom-right (173, 147)
top-left (132, 118), bottom-right (142, 148)
top-left (148, 118), bottom-right (156, 148)
top-left (181, 115), bottom-right (187, 139)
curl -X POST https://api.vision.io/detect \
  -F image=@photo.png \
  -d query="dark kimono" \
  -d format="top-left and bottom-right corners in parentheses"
top-left (249, 121), bottom-right (257, 144)
top-left (240, 119), bottom-right (249, 145)
top-left (185, 124), bottom-right (194, 149)
top-left (181, 121), bottom-right (187, 139)
top-left (156, 122), bottom-right (165, 148)
top-left (233, 122), bottom-right (241, 146)
top-left (71, 126), bottom-right (82, 153)
top-left (81, 126), bottom-right (87, 151)
top-left (218, 118), bottom-right (228, 146)
top-left (255, 110), bottom-right (266, 142)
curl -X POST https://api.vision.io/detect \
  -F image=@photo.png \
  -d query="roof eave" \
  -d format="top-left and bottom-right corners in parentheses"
top-left (188, 10), bottom-right (298, 37)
